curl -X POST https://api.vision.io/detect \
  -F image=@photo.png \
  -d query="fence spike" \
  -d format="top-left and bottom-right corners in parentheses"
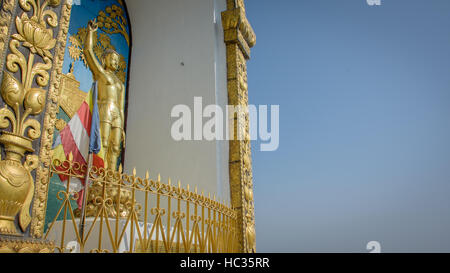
top-left (157, 174), bottom-right (161, 182)
top-left (133, 167), bottom-right (137, 176)
top-left (68, 152), bottom-right (73, 161)
top-left (118, 164), bottom-right (123, 173)
top-left (168, 178), bottom-right (172, 185)
top-left (145, 171), bottom-right (149, 180)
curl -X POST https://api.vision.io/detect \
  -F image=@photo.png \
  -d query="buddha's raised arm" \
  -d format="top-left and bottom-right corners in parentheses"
top-left (84, 20), bottom-right (104, 80)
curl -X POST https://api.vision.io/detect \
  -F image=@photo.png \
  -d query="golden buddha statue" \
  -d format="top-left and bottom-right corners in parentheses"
top-left (85, 19), bottom-right (126, 170)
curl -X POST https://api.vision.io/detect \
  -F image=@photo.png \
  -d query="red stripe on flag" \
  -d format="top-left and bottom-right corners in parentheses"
top-left (60, 125), bottom-right (87, 166)
top-left (77, 101), bottom-right (92, 136)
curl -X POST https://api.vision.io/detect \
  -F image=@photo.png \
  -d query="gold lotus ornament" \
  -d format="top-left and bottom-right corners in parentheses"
top-left (0, 0), bottom-right (60, 235)
top-left (13, 13), bottom-right (56, 59)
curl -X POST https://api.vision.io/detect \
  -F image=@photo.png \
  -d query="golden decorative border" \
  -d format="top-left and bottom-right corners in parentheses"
top-left (0, 238), bottom-right (54, 253)
top-left (31, 0), bottom-right (72, 238)
top-left (222, 0), bottom-right (256, 253)
top-left (0, 0), bottom-right (18, 72)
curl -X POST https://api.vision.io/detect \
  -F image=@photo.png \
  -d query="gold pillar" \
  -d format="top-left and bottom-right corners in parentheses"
top-left (0, 0), bottom-right (72, 252)
top-left (222, 0), bottom-right (256, 253)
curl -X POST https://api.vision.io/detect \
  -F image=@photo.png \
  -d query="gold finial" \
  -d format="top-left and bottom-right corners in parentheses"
top-left (187, 184), bottom-right (190, 191)
top-left (68, 152), bottom-right (73, 161)
top-left (178, 180), bottom-right (181, 189)
top-left (118, 164), bottom-right (123, 173)
top-left (195, 186), bottom-right (198, 194)
top-left (168, 178), bottom-right (172, 186)
top-left (145, 171), bottom-right (149, 180)
top-left (132, 167), bottom-right (136, 176)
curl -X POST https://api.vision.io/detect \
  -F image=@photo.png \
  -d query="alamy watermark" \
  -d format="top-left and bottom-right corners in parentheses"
top-left (171, 97), bottom-right (279, 152)
top-left (366, 0), bottom-right (381, 6)
top-left (366, 241), bottom-right (382, 253)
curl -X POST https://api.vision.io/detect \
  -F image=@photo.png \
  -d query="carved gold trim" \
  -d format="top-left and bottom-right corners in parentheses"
top-left (0, 238), bottom-right (54, 253)
top-left (222, 0), bottom-right (256, 253)
top-left (31, 0), bottom-right (72, 238)
top-left (0, 0), bottom-right (18, 71)
top-left (58, 72), bottom-right (87, 118)
top-left (0, 0), bottom-right (65, 236)
top-left (222, 7), bottom-right (255, 51)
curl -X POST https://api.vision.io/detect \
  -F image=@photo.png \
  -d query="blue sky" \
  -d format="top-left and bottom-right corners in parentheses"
top-left (246, 0), bottom-right (450, 252)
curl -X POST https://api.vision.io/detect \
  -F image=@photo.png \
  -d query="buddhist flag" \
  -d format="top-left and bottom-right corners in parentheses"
top-left (89, 82), bottom-right (101, 155)
top-left (52, 82), bottom-right (104, 207)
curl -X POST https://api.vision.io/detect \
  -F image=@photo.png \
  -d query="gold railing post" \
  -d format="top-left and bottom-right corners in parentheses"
top-left (45, 156), bottom-right (239, 253)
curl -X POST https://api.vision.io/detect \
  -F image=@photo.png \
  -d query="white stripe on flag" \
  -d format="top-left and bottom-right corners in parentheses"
top-left (68, 113), bottom-right (90, 161)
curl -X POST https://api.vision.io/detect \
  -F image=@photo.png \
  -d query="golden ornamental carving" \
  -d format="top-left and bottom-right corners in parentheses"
top-left (54, 118), bottom-right (66, 131)
top-left (222, 0), bottom-right (256, 253)
top-left (0, 0), bottom-right (61, 236)
top-left (58, 71), bottom-right (87, 118)
top-left (245, 213), bottom-right (255, 253)
top-left (0, 238), bottom-right (54, 253)
top-left (74, 164), bottom-right (136, 219)
top-left (222, 7), bottom-right (255, 59)
top-left (31, 1), bottom-right (72, 238)
top-left (0, 0), bottom-right (18, 70)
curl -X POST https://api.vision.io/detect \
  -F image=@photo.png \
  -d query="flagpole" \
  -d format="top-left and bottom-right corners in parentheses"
top-left (78, 81), bottom-right (99, 253)
top-left (79, 152), bottom-right (93, 253)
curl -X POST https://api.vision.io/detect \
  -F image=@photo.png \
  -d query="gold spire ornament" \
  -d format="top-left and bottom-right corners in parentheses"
top-left (0, 0), bottom-right (61, 235)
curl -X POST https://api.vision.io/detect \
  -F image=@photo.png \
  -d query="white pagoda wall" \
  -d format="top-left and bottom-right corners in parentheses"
top-left (124, 0), bottom-right (230, 201)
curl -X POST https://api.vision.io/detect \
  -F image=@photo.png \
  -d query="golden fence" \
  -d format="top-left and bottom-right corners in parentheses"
top-left (44, 157), bottom-right (239, 253)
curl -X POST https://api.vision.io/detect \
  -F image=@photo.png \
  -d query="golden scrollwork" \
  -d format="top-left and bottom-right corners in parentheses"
top-left (0, 237), bottom-right (54, 253)
top-left (46, 157), bottom-right (238, 253)
top-left (222, 0), bottom-right (256, 253)
top-left (0, 0), bottom-right (18, 70)
top-left (73, 165), bottom-right (136, 219)
top-left (0, 0), bottom-right (62, 236)
top-left (54, 118), bottom-right (66, 131)
top-left (31, 0), bottom-right (72, 238)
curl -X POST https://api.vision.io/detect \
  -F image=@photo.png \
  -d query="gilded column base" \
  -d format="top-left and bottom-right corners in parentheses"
top-left (0, 238), bottom-right (54, 253)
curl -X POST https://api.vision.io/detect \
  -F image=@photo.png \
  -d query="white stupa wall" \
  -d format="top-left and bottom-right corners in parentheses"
top-left (124, 0), bottom-right (230, 201)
